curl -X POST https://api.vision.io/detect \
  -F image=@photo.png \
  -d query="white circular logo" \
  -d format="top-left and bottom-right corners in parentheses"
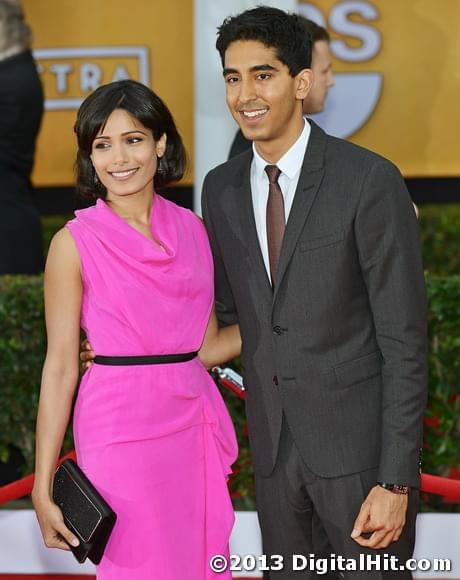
top-left (299, 0), bottom-right (383, 138)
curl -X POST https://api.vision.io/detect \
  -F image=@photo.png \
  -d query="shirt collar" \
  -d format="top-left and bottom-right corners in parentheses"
top-left (252, 118), bottom-right (311, 181)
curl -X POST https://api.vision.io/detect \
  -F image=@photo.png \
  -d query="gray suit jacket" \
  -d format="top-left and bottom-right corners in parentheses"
top-left (202, 121), bottom-right (427, 486)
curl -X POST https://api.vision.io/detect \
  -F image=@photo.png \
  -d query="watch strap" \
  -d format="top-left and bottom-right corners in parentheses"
top-left (378, 482), bottom-right (410, 495)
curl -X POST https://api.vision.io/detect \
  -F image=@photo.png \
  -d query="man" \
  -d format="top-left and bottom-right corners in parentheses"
top-left (202, 6), bottom-right (427, 577)
top-left (228, 16), bottom-right (334, 159)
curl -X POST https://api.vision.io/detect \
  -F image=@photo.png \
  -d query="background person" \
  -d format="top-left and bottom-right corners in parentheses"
top-left (0, 0), bottom-right (44, 274)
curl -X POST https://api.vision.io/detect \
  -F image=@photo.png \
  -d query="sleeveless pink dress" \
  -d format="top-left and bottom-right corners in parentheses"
top-left (66, 196), bottom-right (237, 579)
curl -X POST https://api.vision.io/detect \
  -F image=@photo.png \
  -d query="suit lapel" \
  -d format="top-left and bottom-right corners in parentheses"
top-left (233, 158), bottom-right (274, 300)
top-left (273, 121), bottom-right (327, 303)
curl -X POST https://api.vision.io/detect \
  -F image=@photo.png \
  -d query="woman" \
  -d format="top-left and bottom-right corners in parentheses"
top-left (32, 80), bottom-right (240, 579)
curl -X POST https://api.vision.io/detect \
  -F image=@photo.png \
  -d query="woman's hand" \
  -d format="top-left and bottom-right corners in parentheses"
top-left (32, 495), bottom-right (80, 551)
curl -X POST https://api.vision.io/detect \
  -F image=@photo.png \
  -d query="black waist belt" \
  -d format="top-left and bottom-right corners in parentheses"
top-left (93, 352), bottom-right (198, 366)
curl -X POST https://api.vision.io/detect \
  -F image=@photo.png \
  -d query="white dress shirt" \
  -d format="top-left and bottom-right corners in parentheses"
top-left (250, 119), bottom-right (311, 278)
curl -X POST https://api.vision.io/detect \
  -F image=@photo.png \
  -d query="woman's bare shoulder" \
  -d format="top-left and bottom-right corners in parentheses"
top-left (46, 227), bottom-right (80, 269)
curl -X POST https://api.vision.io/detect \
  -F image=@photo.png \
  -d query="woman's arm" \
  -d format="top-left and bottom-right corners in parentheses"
top-left (199, 307), bottom-right (241, 368)
top-left (31, 228), bottom-right (82, 550)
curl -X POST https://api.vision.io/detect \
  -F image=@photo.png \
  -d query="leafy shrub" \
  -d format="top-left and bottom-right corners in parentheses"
top-left (0, 207), bottom-right (459, 511)
top-left (0, 276), bottom-right (44, 468)
top-left (41, 215), bottom-right (72, 253)
top-left (422, 275), bottom-right (460, 511)
top-left (41, 205), bottom-right (460, 275)
top-left (222, 276), bottom-right (460, 512)
top-left (218, 380), bottom-right (256, 510)
top-left (0, 275), bottom-right (74, 477)
top-left (419, 204), bottom-right (460, 276)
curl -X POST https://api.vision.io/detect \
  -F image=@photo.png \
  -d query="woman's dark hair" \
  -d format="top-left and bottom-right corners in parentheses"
top-left (74, 80), bottom-right (186, 200)
top-left (216, 6), bottom-right (312, 76)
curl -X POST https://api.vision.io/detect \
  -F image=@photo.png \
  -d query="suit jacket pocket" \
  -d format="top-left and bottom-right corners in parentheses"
top-left (334, 350), bottom-right (382, 389)
top-left (299, 230), bottom-right (345, 252)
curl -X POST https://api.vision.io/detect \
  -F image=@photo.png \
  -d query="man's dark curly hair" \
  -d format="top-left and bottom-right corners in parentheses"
top-left (216, 5), bottom-right (312, 76)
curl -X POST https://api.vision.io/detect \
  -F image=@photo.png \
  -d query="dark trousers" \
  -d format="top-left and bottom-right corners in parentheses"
top-left (255, 418), bottom-right (419, 579)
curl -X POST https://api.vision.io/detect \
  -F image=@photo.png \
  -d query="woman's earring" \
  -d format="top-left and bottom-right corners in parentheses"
top-left (93, 171), bottom-right (100, 185)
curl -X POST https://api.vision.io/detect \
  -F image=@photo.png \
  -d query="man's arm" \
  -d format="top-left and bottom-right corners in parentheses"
top-left (355, 160), bottom-right (427, 484)
top-left (351, 160), bottom-right (427, 548)
top-left (201, 173), bottom-right (239, 327)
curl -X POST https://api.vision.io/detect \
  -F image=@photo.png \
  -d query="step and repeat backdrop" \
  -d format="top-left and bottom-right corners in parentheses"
top-left (300, 0), bottom-right (460, 177)
top-left (23, 0), bottom-right (460, 192)
top-left (23, 0), bottom-right (193, 187)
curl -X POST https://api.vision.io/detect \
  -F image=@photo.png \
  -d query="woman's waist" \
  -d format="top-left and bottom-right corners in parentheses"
top-left (81, 327), bottom-right (203, 360)
top-left (80, 354), bottom-right (208, 386)
top-left (93, 351), bottom-right (198, 366)
top-left (81, 333), bottom-right (203, 358)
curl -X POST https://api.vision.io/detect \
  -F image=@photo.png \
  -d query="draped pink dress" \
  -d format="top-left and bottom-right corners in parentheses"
top-left (66, 196), bottom-right (237, 579)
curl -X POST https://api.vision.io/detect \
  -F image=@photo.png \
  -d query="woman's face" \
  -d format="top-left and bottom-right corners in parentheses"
top-left (90, 108), bottom-right (166, 200)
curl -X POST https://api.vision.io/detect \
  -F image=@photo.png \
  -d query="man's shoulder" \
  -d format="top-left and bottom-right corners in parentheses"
top-left (324, 131), bottom-right (396, 172)
top-left (307, 119), bottom-right (393, 170)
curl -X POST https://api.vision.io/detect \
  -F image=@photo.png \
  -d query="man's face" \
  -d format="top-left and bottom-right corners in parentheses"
top-left (223, 40), bottom-right (311, 157)
top-left (303, 40), bottom-right (335, 115)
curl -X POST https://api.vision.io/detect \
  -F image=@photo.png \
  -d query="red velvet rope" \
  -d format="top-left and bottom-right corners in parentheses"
top-left (216, 377), bottom-right (460, 502)
top-left (419, 473), bottom-right (460, 501)
top-left (1, 379), bottom-right (459, 505)
top-left (0, 450), bottom-right (76, 505)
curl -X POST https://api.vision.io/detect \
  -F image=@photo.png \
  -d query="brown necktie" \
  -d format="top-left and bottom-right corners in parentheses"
top-left (265, 165), bottom-right (285, 285)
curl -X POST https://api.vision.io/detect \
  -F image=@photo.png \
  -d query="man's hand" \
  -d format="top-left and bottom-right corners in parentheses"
top-left (79, 339), bottom-right (95, 371)
top-left (351, 485), bottom-right (408, 549)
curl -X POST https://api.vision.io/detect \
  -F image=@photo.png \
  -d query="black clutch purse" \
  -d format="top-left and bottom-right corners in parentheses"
top-left (52, 458), bottom-right (117, 564)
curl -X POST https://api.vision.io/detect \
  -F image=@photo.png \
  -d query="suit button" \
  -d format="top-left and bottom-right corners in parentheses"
top-left (273, 375), bottom-right (279, 386)
top-left (273, 325), bottom-right (282, 335)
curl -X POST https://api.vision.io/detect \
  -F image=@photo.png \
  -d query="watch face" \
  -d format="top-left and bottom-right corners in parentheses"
top-left (392, 485), bottom-right (410, 495)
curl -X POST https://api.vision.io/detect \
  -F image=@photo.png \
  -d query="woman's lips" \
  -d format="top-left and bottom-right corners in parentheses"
top-left (108, 168), bottom-right (139, 180)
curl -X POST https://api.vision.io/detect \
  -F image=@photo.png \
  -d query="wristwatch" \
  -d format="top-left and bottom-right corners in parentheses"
top-left (378, 482), bottom-right (410, 495)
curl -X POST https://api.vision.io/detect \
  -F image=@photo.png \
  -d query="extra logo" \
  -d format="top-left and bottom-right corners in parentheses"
top-left (33, 46), bottom-right (150, 110)
top-left (298, 0), bottom-right (382, 138)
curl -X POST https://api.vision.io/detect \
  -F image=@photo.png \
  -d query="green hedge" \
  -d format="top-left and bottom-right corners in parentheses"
top-left (224, 274), bottom-right (460, 512)
top-left (41, 215), bottom-right (72, 253)
top-left (0, 276), bottom-right (44, 466)
top-left (0, 205), bottom-right (458, 510)
top-left (41, 204), bottom-right (460, 276)
top-left (419, 204), bottom-right (460, 276)
top-left (0, 274), bottom-right (458, 511)
top-left (422, 275), bottom-right (460, 511)
top-left (0, 275), bottom-right (74, 472)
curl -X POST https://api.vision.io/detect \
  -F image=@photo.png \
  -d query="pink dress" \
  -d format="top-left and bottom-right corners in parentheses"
top-left (66, 196), bottom-right (237, 579)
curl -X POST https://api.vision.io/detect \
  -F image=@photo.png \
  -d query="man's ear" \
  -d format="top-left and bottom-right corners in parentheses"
top-left (296, 68), bottom-right (314, 101)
